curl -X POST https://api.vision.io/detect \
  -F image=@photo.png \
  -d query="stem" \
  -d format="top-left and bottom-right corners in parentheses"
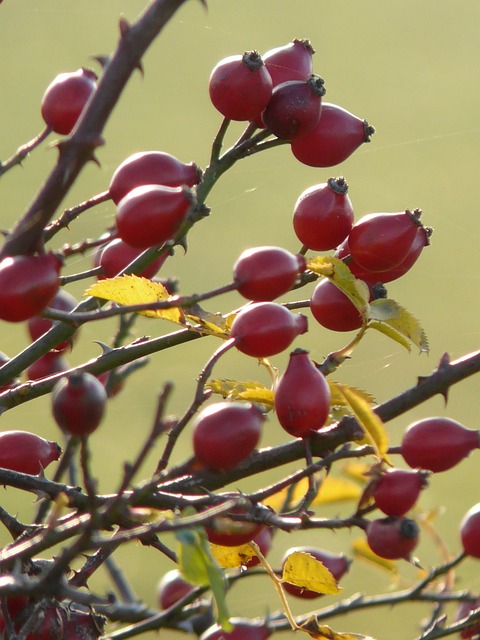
top-left (0, 126), bottom-right (51, 177)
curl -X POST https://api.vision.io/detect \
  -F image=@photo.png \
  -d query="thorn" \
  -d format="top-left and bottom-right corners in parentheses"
top-left (119, 15), bottom-right (131, 39)
top-left (198, 0), bottom-right (208, 9)
top-left (93, 341), bottom-right (114, 354)
top-left (91, 54), bottom-right (111, 69)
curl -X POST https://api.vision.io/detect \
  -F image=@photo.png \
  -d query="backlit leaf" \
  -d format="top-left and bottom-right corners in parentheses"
top-left (307, 256), bottom-right (370, 314)
top-left (368, 299), bottom-right (429, 353)
top-left (351, 537), bottom-right (399, 575)
top-left (282, 551), bottom-right (341, 595)
top-left (210, 541), bottom-right (257, 569)
top-left (85, 275), bottom-right (184, 323)
top-left (313, 476), bottom-right (363, 505)
top-left (301, 617), bottom-right (377, 640)
top-left (335, 384), bottom-right (391, 465)
top-left (206, 379), bottom-right (274, 408)
top-left (329, 380), bottom-right (376, 422)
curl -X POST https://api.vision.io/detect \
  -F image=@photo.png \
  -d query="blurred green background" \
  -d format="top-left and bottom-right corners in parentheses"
top-left (0, 1), bottom-right (479, 639)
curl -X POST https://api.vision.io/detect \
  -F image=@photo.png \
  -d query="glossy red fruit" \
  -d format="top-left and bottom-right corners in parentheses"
top-left (262, 75), bottom-right (325, 140)
top-left (157, 570), bottom-right (194, 609)
top-left (366, 516), bottom-right (419, 560)
top-left (274, 348), bottom-right (331, 438)
top-left (335, 224), bottom-right (432, 284)
top-left (460, 504), bottom-right (480, 558)
top-left (116, 184), bottom-right (192, 249)
top-left (193, 402), bottom-right (265, 471)
top-left (28, 288), bottom-right (78, 352)
top-left (291, 102), bottom-right (375, 167)
top-left (41, 68), bottom-right (97, 134)
top-left (401, 417), bottom-right (480, 473)
top-left (205, 504), bottom-right (264, 547)
top-left (347, 209), bottom-right (423, 272)
top-left (281, 546), bottom-right (350, 599)
top-left (263, 39), bottom-right (315, 87)
top-left (95, 238), bottom-right (169, 280)
top-left (293, 177), bottom-right (354, 251)
top-left (372, 468), bottom-right (430, 516)
top-left (230, 302), bottom-right (308, 358)
top-left (27, 352), bottom-right (70, 381)
top-left (52, 371), bottom-right (107, 437)
top-left (455, 599), bottom-right (480, 638)
top-left (233, 246), bottom-right (306, 301)
top-left (0, 253), bottom-right (61, 322)
top-left (310, 279), bottom-right (364, 332)
top-left (0, 430), bottom-right (61, 475)
top-left (109, 151), bottom-right (202, 205)
top-left (209, 51), bottom-right (273, 121)
top-left (200, 619), bottom-right (271, 640)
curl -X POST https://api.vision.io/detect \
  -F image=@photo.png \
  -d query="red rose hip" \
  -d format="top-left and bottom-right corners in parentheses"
top-left (372, 468), bottom-right (429, 516)
top-left (460, 504), bottom-right (480, 558)
top-left (41, 68), bottom-right (97, 135)
top-left (0, 430), bottom-right (61, 475)
top-left (52, 371), bottom-right (107, 437)
top-left (366, 516), bottom-right (419, 560)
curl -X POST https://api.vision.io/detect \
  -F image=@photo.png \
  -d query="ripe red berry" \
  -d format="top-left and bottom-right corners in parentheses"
top-left (0, 253), bottom-right (61, 322)
top-left (291, 102), bottom-right (375, 167)
top-left (205, 504), bottom-right (264, 547)
top-left (233, 246), bottom-right (306, 301)
top-left (366, 516), bottom-right (419, 560)
top-left (460, 504), bottom-right (480, 558)
top-left (281, 546), bottom-right (350, 599)
top-left (372, 468), bottom-right (429, 516)
top-left (293, 177), bottom-right (354, 251)
top-left (52, 371), bottom-right (107, 437)
top-left (193, 402), bottom-right (265, 471)
top-left (230, 302), bottom-right (308, 358)
top-left (200, 619), bottom-right (271, 640)
top-left (262, 75), bottom-right (325, 140)
top-left (28, 288), bottom-right (78, 352)
top-left (263, 39), bottom-right (315, 87)
top-left (115, 184), bottom-right (193, 249)
top-left (109, 151), bottom-right (202, 205)
top-left (274, 348), bottom-right (331, 438)
top-left (60, 607), bottom-right (105, 640)
top-left (0, 430), bottom-right (61, 475)
top-left (347, 209), bottom-right (424, 273)
top-left (209, 51), bottom-right (273, 121)
top-left (41, 68), bottom-right (97, 134)
top-left (310, 279), bottom-right (364, 332)
top-left (401, 417), bottom-right (479, 473)
top-left (157, 570), bottom-right (194, 609)
top-left (27, 352), bottom-right (70, 381)
top-left (95, 238), bottom-right (169, 280)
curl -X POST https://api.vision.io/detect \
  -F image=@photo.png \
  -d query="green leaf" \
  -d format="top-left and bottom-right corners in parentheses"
top-left (175, 525), bottom-right (232, 630)
top-left (368, 299), bottom-right (429, 353)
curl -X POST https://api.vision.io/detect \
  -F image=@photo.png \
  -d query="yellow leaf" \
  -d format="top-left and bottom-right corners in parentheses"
top-left (351, 537), bottom-right (399, 575)
top-left (313, 476), bottom-right (363, 505)
top-left (329, 381), bottom-right (376, 422)
top-left (282, 551), bottom-right (341, 596)
top-left (340, 461), bottom-right (371, 483)
top-left (368, 321), bottom-right (412, 352)
top-left (368, 299), bottom-right (429, 353)
top-left (307, 256), bottom-right (370, 315)
top-left (300, 617), bottom-right (378, 640)
top-left (335, 384), bottom-right (391, 465)
top-left (210, 542), bottom-right (257, 569)
top-left (85, 275), bottom-right (184, 323)
top-left (206, 379), bottom-right (274, 408)
top-left (184, 310), bottom-right (236, 339)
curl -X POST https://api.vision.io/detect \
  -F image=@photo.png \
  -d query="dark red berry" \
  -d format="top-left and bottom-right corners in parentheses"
top-left (61, 607), bottom-right (105, 640)
top-left (27, 352), bottom-right (70, 381)
top-left (0, 253), bottom-right (61, 322)
top-left (262, 75), bottom-right (325, 140)
top-left (209, 51), bottom-right (273, 122)
top-left (41, 68), bottom-right (97, 134)
top-left (20, 602), bottom-right (64, 640)
top-left (274, 348), bottom-right (331, 438)
top-left (293, 177), bottom-right (354, 251)
top-left (291, 102), bottom-right (375, 167)
top-left (205, 504), bottom-right (264, 547)
top-left (230, 302), bottom-right (308, 358)
top-left (461, 504), bottom-right (480, 558)
top-left (95, 238), bottom-right (169, 280)
top-left (193, 402), bottom-right (265, 471)
top-left (263, 39), bottom-right (315, 87)
top-left (366, 516), bottom-right (419, 560)
top-left (372, 468), bottom-right (429, 516)
top-left (401, 417), bottom-right (479, 473)
top-left (0, 430), bottom-right (61, 475)
top-left (109, 151), bottom-right (202, 205)
top-left (157, 570), bottom-right (194, 609)
top-left (281, 546), bottom-right (350, 599)
top-left (347, 209), bottom-right (423, 272)
top-left (28, 288), bottom-right (78, 352)
top-left (200, 619), bottom-right (271, 640)
top-left (116, 184), bottom-right (193, 249)
top-left (233, 246), bottom-right (306, 301)
top-left (310, 279), bottom-right (364, 332)
top-left (52, 371), bottom-right (107, 437)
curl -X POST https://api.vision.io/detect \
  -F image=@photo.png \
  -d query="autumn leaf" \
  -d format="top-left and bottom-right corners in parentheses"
top-left (307, 256), bottom-right (370, 315)
top-left (206, 379), bottom-right (274, 408)
top-left (368, 298), bottom-right (429, 353)
top-left (209, 541), bottom-right (258, 569)
top-left (282, 551), bottom-right (342, 596)
top-left (300, 617), bottom-right (378, 640)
